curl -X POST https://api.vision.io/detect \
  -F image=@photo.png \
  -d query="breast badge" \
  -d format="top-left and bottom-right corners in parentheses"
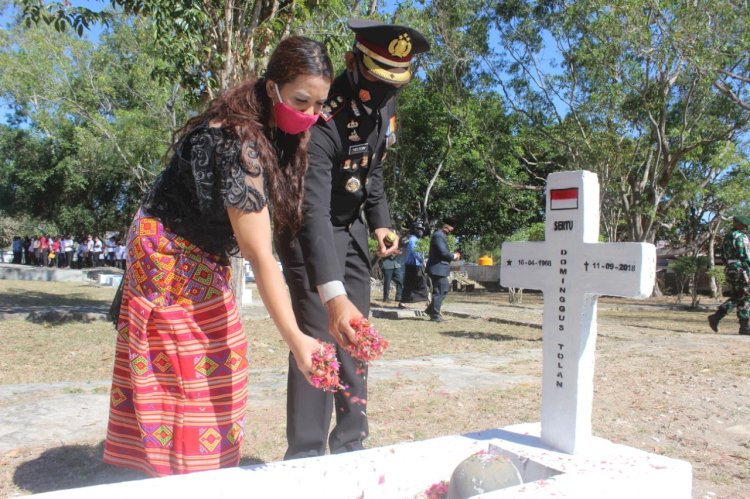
top-left (345, 177), bottom-right (362, 193)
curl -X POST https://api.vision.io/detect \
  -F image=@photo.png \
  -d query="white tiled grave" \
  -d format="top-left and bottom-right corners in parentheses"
top-left (33, 422), bottom-right (691, 498)
top-left (32, 171), bottom-right (692, 498)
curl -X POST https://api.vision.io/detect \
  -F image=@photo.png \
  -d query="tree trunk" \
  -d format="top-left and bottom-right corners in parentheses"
top-left (690, 274), bottom-right (699, 309)
top-left (652, 272), bottom-right (664, 297)
top-left (422, 133), bottom-right (451, 223)
top-left (708, 221), bottom-right (719, 298)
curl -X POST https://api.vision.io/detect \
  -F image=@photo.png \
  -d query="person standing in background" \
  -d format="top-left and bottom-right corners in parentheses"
top-left (399, 219), bottom-right (430, 309)
top-left (23, 236), bottom-right (31, 265)
top-left (115, 239), bottom-right (126, 270)
top-left (76, 237), bottom-right (87, 269)
top-left (84, 235), bottom-right (94, 267)
top-left (381, 244), bottom-right (403, 302)
top-left (38, 234), bottom-right (49, 267)
top-left (11, 236), bottom-right (23, 264)
top-left (92, 235), bottom-right (103, 265)
top-left (426, 217), bottom-right (460, 322)
top-left (63, 235), bottom-right (74, 268)
top-left (50, 236), bottom-right (61, 267)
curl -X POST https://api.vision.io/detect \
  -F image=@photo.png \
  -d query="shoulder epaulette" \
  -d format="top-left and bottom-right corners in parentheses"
top-left (320, 94), bottom-right (347, 122)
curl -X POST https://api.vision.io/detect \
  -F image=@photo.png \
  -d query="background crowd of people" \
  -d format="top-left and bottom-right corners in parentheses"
top-left (9, 234), bottom-right (126, 270)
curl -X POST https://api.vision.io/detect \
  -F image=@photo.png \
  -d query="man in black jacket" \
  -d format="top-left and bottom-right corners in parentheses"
top-left (276, 19), bottom-right (430, 459)
top-left (426, 217), bottom-right (460, 322)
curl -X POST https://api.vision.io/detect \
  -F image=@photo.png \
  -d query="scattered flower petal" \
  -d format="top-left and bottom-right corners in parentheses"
top-left (309, 341), bottom-right (345, 392)
top-left (347, 317), bottom-right (389, 362)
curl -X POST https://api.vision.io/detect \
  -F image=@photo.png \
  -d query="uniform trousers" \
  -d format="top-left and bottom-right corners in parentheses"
top-left (279, 222), bottom-right (371, 459)
top-left (382, 266), bottom-right (403, 301)
top-left (427, 273), bottom-right (451, 319)
top-left (719, 263), bottom-right (750, 320)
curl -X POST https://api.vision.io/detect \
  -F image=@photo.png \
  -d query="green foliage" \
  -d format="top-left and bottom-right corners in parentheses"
top-left (0, 212), bottom-right (57, 248)
top-left (506, 222), bottom-right (545, 242)
top-left (491, 0), bottom-right (750, 243)
top-left (669, 256), bottom-right (711, 278)
top-left (15, 0), bottom-right (357, 96)
top-left (7, 0), bottom-right (748, 253)
top-left (387, 71), bottom-right (539, 243)
top-left (460, 236), bottom-right (502, 263)
top-left (0, 20), bottom-right (193, 234)
top-left (707, 264), bottom-right (726, 290)
top-left (414, 235), bottom-right (429, 258)
top-left (669, 255), bottom-right (712, 307)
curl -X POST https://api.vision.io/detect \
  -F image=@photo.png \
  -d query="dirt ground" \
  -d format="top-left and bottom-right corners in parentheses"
top-left (0, 282), bottom-right (749, 498)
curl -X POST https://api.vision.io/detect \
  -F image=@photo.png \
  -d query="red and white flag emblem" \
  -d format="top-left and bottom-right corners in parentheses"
top-left (550, 188), bottom-right (578, 210)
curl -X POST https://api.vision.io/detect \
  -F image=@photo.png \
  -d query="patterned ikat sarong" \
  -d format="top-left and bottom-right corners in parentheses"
top-left (104, 209), bottom-right (248, 476)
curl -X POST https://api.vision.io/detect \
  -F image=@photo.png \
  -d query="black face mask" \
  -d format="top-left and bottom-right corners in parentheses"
top-left (352, 63), bottom-right (400, 110)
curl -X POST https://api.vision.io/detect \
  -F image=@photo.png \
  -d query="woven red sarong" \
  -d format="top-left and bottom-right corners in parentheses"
top-left (104, 210), bottom-right (248, 476)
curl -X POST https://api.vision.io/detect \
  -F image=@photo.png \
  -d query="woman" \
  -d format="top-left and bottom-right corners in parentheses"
top-left (104, 36), bottom-right (334, 477)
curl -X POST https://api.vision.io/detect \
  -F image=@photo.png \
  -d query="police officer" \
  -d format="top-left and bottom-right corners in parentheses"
top-left (275, 19), bottom-right (430, 459)
top-left (707, 214), bottom-right (750, 335)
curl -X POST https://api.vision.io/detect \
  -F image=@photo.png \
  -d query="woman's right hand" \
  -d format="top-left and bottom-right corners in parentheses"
top-left (290, 334), bottom-right (328, 386)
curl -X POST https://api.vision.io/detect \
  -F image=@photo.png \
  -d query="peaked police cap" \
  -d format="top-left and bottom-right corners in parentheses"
top-left (348, 18), bottom-right (430, 84)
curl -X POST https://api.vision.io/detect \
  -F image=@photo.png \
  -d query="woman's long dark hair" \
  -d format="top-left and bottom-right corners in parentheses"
top-left (174, 36), bottom-right (333, 236)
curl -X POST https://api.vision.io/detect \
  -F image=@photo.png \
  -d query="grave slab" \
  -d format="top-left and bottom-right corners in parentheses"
top-left (31, 423), bottom-right (691, 499)
top-left (371, 307), bottom-right (427, 319)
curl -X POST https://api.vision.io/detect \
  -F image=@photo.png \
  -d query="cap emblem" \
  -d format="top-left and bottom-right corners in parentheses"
top-left (388, 34), bottom-right (412, 58)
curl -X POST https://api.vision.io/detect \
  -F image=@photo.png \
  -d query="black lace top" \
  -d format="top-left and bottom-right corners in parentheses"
top-left (143, 125), bottom-right (268, 259)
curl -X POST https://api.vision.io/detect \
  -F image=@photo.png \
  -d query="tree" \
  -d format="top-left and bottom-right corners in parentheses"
top-left (16, 0), bottom-right (360, 96)
top-left (384, 0), bottom-right (540, 250)
top-left (0, 20), bottom-right (193, 234)
top-left (664, 144), bottom-right (750, 295)
top-left (489, 0), bottom-right (750, 244)
top-left (669, 255), bottom-right (710, 308)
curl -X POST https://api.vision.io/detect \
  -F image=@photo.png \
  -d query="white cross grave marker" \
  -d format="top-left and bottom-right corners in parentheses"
top-left (501, 170), bottom-right (656, 454)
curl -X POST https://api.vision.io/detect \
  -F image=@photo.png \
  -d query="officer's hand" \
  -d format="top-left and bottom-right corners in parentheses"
top-left (373, 227), bottom-right (399, 258)
top-left (325, 295), bottom-right (363, 347)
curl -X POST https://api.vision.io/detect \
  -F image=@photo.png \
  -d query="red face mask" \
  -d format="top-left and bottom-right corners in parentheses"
top-left (273, 84), bottom-right (319, 135)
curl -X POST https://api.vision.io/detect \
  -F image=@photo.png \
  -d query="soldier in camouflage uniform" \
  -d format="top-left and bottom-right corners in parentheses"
top-left (708, 215), bottom-right (750, 335)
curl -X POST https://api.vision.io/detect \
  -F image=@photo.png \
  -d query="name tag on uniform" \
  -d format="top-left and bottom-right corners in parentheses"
top-left (349, 144), bottom-right (370, 155)
top-left (344, 143), bottom-right (371, 174)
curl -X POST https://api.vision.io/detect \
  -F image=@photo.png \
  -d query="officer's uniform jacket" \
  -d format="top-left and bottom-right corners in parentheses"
top-left (294, 72), bottom-right (396, 289)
